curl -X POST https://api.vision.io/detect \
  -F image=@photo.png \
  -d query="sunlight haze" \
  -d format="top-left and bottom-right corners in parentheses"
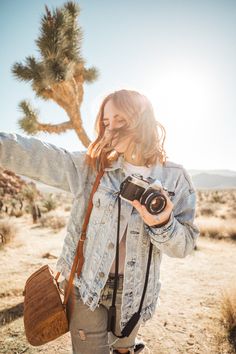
top-left (1, 0), bottom-right (235, 170)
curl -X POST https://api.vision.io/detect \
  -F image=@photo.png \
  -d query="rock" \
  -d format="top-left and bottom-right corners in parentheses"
top-left (187, 339), bottom-right (195, 346)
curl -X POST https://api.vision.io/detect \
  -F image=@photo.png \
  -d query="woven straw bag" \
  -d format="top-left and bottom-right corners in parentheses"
top-left (23, 265), bottom-right (68, 346)
top-left (23, 171), bottom-right (104, 346)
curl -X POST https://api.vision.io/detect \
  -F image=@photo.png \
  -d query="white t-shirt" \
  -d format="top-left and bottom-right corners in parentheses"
top-left (109, 161), bottom-right (152, 275)
top-left (122, 160), bottom-right (152, 179)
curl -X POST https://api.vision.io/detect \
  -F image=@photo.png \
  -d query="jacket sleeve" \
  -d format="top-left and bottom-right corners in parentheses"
top-left (144, 167), bottom-right (199, 258)
top-left (0, 132), bottom-right (87, 194)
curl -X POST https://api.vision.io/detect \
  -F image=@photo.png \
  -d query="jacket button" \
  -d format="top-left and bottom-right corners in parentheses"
top-left (95, 199), bottom-right (100, 207)
top-left (108, 242), bottom-right (115, 250)
top-left (99, 272), bottom-right (105, 278)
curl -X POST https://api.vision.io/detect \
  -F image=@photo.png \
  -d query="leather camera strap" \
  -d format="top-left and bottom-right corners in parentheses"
top-left (55, 169), bottom-right (104, 306)
top-left (107, 193), bottom-right (153, 338)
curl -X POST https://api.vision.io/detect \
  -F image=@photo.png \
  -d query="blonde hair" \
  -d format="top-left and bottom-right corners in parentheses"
top-left (86, 89), bottom-right (167, 170)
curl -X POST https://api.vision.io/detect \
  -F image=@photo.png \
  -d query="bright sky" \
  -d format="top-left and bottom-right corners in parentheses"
top-left (1, 0), bottom-right (236, 170)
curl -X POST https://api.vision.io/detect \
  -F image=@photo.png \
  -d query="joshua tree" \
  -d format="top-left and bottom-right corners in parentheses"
top-left (21, 183), bottom-right (41, 223)
top-left (12, 2), bottom-right (99, 148)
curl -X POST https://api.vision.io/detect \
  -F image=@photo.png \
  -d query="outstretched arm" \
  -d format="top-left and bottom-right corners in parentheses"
top-left (0, 132), bottom-right (87, 194)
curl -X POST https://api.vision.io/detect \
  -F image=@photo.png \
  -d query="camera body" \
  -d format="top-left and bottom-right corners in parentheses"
top-left (120, 174), bottom-right (167, 215)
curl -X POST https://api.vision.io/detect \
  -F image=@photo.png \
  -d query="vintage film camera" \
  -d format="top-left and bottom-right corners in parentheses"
top-left (120, 174), bottom-right (174, 215)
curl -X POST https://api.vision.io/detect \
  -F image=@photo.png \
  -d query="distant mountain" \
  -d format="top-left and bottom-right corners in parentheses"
top-left (189, 169), bottom-right (236, 177)
top-left (20, 169), bottom-right (236, 192)
top-left (190, 172), bottom-right (236, 189)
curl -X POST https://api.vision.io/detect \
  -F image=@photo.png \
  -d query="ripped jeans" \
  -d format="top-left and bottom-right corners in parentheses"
top-left (64, 274), bottom-right (140, 354)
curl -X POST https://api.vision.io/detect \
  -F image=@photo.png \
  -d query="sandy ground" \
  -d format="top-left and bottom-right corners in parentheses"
top-left (0, 213), bottom-right (236, 354)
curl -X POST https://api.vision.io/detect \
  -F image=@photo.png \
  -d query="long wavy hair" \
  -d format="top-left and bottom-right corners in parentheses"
top-left (86, 89), bottom-right (167, 171)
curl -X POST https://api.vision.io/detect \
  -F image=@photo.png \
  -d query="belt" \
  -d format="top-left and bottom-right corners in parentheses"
top-left (107, 273), bottom-right (124, 289)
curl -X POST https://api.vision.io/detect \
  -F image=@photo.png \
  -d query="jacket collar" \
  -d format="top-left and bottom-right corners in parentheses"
top-left (104, 155), bottom-right (163, 182)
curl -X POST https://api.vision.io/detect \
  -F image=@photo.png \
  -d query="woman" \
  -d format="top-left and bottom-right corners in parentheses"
top-left (0, 89), bottom-right (199, 354)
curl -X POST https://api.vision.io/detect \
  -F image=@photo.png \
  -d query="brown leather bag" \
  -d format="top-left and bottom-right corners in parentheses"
top-left (23, 170), bottom-right (104, 346)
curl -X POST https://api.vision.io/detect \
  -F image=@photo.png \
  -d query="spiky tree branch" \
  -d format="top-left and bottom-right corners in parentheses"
top-left (11, 1), bottom-right (99, 147)
top-left (18, 100), bottom-right (73, 135)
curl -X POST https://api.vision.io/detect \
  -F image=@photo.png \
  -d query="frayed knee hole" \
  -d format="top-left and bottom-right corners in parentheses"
top-left (78, 329), bottom-right (86, 341)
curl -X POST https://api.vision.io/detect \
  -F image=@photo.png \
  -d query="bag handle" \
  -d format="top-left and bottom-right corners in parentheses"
top-left (56, 169), bottom-right (104, 305)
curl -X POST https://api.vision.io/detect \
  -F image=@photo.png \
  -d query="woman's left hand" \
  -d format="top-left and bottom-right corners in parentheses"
top-left (131, 190), bottom-right (174, 227)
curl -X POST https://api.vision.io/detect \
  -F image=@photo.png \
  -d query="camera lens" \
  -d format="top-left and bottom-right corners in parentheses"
top-left (140, 188), bottom-right (167, 215)
top-left (148, 195), bottom-right (166, 214)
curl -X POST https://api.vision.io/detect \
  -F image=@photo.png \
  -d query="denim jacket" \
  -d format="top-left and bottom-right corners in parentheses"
top-left (0, 133), bottom-right (199, 329)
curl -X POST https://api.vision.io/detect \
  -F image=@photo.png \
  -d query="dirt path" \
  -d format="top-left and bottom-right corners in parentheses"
top-left (0, 214), bottom-right (235, 354)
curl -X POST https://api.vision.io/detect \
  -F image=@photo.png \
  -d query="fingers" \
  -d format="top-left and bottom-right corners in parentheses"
top-left (132, 198), bottom-right (173, 227)
top-left (132, 200), bottom-right (152, 220)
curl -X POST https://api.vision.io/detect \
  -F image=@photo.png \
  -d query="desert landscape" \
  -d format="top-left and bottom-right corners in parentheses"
top-left (1, 0), bottom-right (236, 353)
top-left (0, 171), bottom-right (236, 354)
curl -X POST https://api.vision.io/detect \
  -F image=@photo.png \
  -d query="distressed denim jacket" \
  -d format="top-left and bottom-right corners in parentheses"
top-left (0, 133), bottom-right (199, 329)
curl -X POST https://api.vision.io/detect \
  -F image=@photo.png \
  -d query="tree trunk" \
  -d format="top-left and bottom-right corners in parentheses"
top-left (50, 76), bottom-right (91, 147)
top-left (31, 204), bottom-right (38, 223)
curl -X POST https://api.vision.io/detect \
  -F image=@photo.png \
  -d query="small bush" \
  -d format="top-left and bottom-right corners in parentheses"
top-left (42, 194), bottom-right (57, 212)
top-left (199, 206), bottom-right (215, 217)
top-left (10, 210), bottom-right (24, 218)
top-left (0, 220), bottom-right (16, 248)
top-left (21, 184), bottom-right (39, 203)
top-left (39, 215), bottom-right (66, 232)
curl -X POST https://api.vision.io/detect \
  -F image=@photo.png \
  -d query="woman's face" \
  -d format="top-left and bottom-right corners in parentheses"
top-left (103, 99), bottom-right (132, 153)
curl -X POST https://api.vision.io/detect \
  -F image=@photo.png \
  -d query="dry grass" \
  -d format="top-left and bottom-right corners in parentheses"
top-left (196, 217), bottom-right (236, 240)
top-left (197, 189), bottom-right (236, 205)
top-left (198, 205), bottom-right (216, 217)
top-left (42, 194), bottom-right (57, 212)
top-left (195, 189), bottom-right (236, 241)
top-left (39, 214), bottom-right (66, 232)
top-left (0, 220), bottom-right (17, 248)
top-left (219, 288), bottom-right (236, 352)
top-left (10, 210), bottom-right (24, 218)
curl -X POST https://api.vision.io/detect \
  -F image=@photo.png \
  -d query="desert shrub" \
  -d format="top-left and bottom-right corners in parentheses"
top-left (219, 214), bottom-right (226, 220)
top-left (220, 288), bottom-right (236, 351)
top-left (42, 194), bottom-right (57, 212)
top-left (226, 204), bottom-right (236, 219)
top-left (197, 190), bottom-right (203, 199)
top-left (209, 191), bottom-right (226, 204)
top-left (229, 211), bottom-right (236, 220)
top-left (197, 190), bottom-right (236, 221)
top-left (199, 223), bottom-right (222, 238)
top-left (24, 205), bottom-right (31, 214)
top-left (199, 190), bottom-right (232, 205)
top-left (21, 184), bottom-right (39, 203)
top-left (39, 215), bottom-right (66, 232)
top-left (225, 224), bottom-right (236, 241)
top-left (210, 191), bottom-right (220, 203)
top-left (197, 218), bottom-right (236, 240)
top-left (0, 220), bottom-right (16, 248)
top-left (11, 210), bottom-right (24, 218)
top-left (199, 206), bottom-right (216, 217)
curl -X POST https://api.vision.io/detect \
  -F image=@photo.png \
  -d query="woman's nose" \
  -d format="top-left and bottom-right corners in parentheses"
top-left (107, 118), bottom-right (116, 131)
